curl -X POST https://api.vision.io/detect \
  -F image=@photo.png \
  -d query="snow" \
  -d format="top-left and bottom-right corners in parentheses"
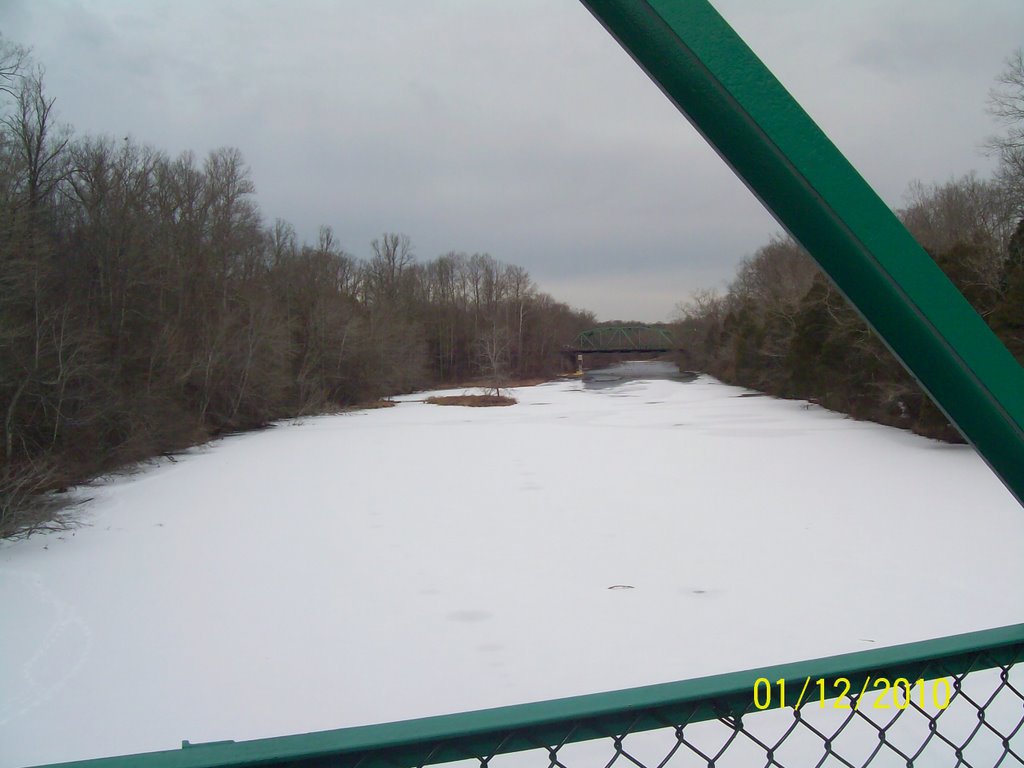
top-left (2, 362), bottom-right (1022, 767)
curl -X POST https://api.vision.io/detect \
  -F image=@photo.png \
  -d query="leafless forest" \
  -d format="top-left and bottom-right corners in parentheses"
top-left (0, 41), bottom-right (595, 537)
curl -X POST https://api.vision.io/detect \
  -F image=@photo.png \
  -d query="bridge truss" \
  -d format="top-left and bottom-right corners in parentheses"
top-left (565, 324), bottom-right (680, 354)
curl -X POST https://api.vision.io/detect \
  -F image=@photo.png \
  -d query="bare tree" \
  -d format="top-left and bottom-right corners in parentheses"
top-left (0, 34), bottom-right (28, 100)
top-left (1, 64), bottom-right (70, 216)
top-left (367, 232), bottom-right (414, 306)
top-left (899, 175), bottom-right (1016, 311)
top-left (475, 323), bottom-right (511, 396)
top-left (987, 49), bottom-right (1024, 215)
top-left (503, 263), bottom-right (535, 374)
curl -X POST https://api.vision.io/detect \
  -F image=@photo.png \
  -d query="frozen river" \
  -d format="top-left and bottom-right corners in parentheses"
top-left (1, 362), bottom-right (1022, 767)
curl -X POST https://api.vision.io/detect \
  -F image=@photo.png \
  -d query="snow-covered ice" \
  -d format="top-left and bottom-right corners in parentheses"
top-left (1, 362), bottom-right (1022, 767)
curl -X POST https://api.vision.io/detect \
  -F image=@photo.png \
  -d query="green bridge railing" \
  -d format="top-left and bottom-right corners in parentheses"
top-left (32, 623), bottom-right (1024, 768)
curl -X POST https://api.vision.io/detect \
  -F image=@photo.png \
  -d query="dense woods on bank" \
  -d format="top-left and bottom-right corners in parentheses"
top-left (0, 43), bottom-right (594, 536)
top-left (674, 50), bottom-right (1024, 443)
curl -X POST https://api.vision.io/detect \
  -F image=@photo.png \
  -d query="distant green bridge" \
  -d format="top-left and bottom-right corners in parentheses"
top-left (564, 324), bottom-right (682, 355)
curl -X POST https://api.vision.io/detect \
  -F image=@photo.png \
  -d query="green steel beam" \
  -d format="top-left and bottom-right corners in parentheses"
top-left (579, 0), bottom-right (1024, 506)
top-left (28, 622), bottom-right (1024, 768)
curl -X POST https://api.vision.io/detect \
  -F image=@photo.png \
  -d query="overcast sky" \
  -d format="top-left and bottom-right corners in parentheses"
top-left (1, 1), bottom-right (1021, 321)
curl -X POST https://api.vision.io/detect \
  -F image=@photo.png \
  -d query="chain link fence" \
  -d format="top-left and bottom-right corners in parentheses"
top-left (31, 624), bottom-right (1023, 768)
top-left (459, 659), bottom-right (1022, 768)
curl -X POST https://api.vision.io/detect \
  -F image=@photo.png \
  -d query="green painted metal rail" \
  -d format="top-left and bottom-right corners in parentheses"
top-left (28, 623), bottom-right (1024, 767)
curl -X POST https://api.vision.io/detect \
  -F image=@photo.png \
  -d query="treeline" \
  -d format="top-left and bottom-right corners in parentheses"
top-left (0, 44), bottom-right (593, 536)
top-left (675, 50), bottom-right (1024, 441)
top-left (675, 207), bottom-right (1020, 440)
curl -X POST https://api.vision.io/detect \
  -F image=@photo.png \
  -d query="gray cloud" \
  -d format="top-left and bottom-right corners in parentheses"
top-left (1, 0), bottom-right (1020, 321)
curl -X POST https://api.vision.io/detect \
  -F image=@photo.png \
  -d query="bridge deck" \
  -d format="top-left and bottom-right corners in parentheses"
top-left (563, 347), bottom-right (681, 354)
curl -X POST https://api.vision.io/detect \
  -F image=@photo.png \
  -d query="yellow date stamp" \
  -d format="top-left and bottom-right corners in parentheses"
top-left (752, 676), bottom-right (952, 711)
